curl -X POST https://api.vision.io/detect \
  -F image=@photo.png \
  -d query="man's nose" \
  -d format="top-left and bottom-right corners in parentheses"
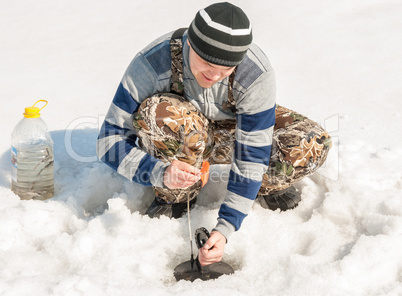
top-left (208, 69), bottom-right (222, 80)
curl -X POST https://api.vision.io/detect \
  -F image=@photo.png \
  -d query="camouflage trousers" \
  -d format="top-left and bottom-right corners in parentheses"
top-left (133, 93), bottom-right (332, 203)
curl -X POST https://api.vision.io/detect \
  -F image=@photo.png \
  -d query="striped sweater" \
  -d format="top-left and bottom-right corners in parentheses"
top-left (97, 31), bottom-right (276, 239)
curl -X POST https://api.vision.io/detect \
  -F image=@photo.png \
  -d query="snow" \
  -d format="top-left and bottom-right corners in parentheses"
top-left (1, 0), bottom-right (401, 295)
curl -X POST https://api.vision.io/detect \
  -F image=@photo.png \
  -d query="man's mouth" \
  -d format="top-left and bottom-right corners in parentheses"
top-left (202, 73), bottom-right (213, 82)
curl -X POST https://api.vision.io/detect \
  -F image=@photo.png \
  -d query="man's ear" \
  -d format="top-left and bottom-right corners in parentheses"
top-left (187, 39), bottom-right (190, 46)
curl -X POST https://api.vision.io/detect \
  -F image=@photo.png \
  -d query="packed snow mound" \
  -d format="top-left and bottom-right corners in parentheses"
top-left (0, 0), bottom-right (401, 295)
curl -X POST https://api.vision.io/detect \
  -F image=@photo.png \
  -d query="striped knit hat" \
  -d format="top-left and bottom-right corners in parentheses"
top-left (188, 2), bottom-right (252, 67)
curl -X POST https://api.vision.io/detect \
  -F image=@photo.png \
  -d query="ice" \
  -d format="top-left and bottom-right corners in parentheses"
top-left (0, 0), bottom-right (401, 295)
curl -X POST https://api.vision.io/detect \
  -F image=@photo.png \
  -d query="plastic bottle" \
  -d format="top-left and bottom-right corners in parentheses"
top-left (11, 100), bottom-right (54, 200)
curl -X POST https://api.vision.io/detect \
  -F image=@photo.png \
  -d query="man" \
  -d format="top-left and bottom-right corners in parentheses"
top-left (97, 2), bottom-right (331, 267)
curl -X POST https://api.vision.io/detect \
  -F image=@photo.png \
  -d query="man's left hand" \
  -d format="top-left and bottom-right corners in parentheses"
top-left (198, 231), bottom-right (226, 266)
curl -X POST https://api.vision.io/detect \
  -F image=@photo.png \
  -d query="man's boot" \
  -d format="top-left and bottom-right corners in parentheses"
top-left (260, 186), bottom-right (301, 211)
top-left (145, 197), bottom-right (197, 219)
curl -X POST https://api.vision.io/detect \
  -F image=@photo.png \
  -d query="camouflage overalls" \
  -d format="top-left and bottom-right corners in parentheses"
top-left (133, 29), bottom-right (332, 204)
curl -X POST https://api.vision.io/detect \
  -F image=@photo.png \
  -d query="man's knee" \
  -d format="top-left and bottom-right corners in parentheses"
top-left (259, 106), bottom-right (332, 194)
top-left (133, 93), bottom-right (211, 167)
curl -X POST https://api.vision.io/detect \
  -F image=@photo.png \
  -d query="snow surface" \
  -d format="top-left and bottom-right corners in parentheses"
top-left (1, 0), bottom-right (401, 295)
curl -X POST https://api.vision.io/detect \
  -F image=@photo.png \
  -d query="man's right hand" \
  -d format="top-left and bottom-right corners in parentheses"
top-left (163, 160), bottom-right (201, 189)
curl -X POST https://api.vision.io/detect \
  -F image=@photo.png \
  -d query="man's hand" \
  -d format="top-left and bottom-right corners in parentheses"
top-left (198, 231), bottom-right (226, 266)
top-left (163, 160), bottom-right (201, 189)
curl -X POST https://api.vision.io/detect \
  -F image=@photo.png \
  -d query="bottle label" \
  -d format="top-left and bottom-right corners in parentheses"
top-left (11, 146), bottom-right (17, 181)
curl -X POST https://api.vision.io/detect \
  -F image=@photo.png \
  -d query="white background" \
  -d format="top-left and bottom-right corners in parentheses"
top-left (0, 0), bottom-right (401, 295)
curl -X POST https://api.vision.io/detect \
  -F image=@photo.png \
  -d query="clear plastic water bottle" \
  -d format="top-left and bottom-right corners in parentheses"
top-left (11, 100), bottom-right (54, 200)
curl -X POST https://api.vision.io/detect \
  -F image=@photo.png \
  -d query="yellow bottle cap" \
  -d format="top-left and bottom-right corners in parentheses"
top-left (24, 100), bottom-right (48, 118)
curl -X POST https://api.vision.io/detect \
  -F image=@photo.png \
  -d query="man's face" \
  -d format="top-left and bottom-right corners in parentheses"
top-left (187, 40), bottom-right (235, 88)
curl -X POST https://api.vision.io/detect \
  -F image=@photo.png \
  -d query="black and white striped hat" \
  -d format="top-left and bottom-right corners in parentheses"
top-left (187, 2), bottom-right (252, 67)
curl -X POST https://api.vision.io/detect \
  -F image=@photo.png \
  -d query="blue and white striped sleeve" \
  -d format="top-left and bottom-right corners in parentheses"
top-left (96, 53), bottom-right (169, 187)
top-left (213, 65), bottom-right (276, 240)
